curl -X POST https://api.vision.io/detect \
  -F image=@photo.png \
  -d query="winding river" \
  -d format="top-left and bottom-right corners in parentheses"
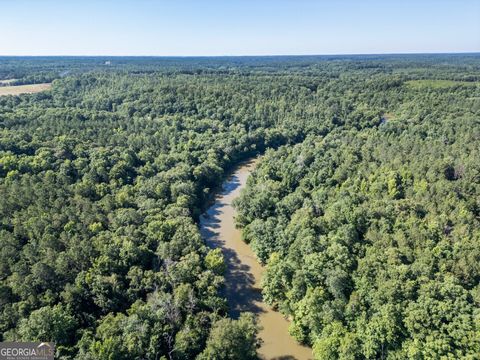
top-left (200, 159), bottom-right (312, 360)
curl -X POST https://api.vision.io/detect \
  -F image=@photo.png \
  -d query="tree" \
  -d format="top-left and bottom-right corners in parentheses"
top-left (16, 305), bottom-right (77, 345)
top-left (204, 248), bottom-right (226, 275)
top-left (198, 313), bottom-right (260, 360)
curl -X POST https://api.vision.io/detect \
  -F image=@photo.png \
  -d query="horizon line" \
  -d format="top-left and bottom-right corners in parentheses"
top-left (1, 51), bottom-right (479, 58)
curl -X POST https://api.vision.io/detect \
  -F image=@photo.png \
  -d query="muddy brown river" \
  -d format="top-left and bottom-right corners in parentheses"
top-left (200, 158), bottom-right (312, 360)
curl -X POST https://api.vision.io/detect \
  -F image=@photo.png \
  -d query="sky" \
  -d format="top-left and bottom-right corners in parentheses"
top-left (1, 0), bottom-right (479, 56)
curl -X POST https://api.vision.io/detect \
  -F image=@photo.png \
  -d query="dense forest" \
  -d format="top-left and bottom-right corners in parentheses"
top-left (234, 59), bottom-right (480, 358)
top-left (0, 54), bottom-right (479, 359)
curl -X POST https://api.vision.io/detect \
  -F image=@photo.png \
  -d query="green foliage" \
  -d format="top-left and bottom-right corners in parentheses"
top-left (15, 305), bottom-right (77, 345)
top-left (197, 313), bottom-right (260, 360)
top-left (235, 58), bottom-right (480, 358)
top-left (204, 248), bottom-right (226, 275)
top-left (405, 79), bottom-right (480, 89)
top-left (1, 54), bottom-right (479, 358)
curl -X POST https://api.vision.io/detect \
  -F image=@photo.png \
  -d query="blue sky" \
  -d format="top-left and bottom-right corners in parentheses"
top-left (1, 0), bottom-right (479, 56)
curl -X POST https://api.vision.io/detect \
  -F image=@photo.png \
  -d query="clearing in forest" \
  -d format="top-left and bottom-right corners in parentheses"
top-left (0, 83), bottom-right (52, 96)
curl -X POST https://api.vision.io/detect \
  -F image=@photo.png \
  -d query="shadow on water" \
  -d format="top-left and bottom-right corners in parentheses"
top-left (221, 173), bottom-right (242, 194)
top-left (199, 158), bottom-right (313, 360)
top-left (200, 186), bottom-right (265, 318)
top-left (223, 246), bottom-right (265, 318)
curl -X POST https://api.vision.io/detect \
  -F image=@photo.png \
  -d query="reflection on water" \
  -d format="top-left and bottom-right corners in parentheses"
top-left (200, 159), bottom-right (312, 360)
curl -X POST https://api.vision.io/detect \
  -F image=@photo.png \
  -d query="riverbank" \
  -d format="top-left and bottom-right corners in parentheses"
top-left (199, 158), bottom-right (312, 360)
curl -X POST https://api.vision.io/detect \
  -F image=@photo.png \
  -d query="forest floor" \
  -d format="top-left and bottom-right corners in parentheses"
top-left (0, 83), bottom-right (51, 96)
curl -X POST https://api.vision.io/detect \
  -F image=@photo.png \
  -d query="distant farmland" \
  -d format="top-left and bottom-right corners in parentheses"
top-left (0, 83), bottom-right (52, 96)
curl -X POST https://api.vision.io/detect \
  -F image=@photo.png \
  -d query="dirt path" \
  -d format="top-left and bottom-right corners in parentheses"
top-left (200, 158), bottom-right (312, 360)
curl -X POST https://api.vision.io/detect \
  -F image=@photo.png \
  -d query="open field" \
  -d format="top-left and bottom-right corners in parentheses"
top-left (0, 83), bottom-right (52, 96)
